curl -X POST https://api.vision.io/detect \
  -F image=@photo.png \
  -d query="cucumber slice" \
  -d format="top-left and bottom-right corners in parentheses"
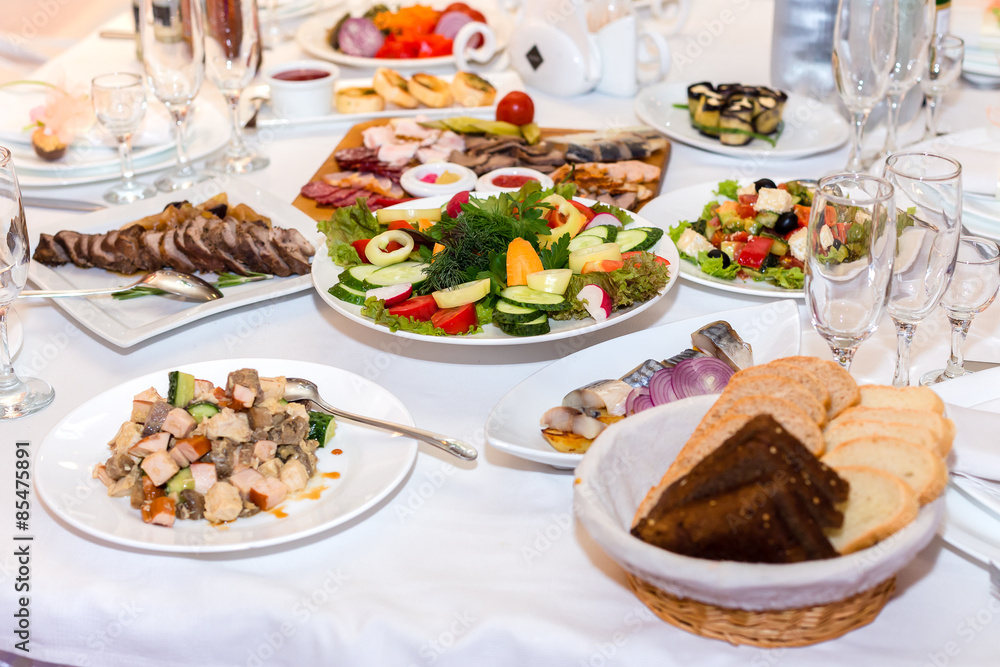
top-left (168, 371), bottom-right (195, 408)
top-left (493, 300), bottom-right (541, 324)
top-left (497, 314), bottom-right (550, 337)
top-left (567, 234), bottom-right (605, 253)
top-left (337, 265), bottom-right (380, 290)
top-left (187, 402), bottom-right (220, 423)
top-left (499, 285), bottom-right (571, 311)
top-left (329, 282), bottom-right (368, 306)
top-left (577, 224), bottom-right (619, 242)
top-left (308, 411), bottom-right (336, 446)
top-left (615, 227), bottom-right (664, 253)
top-left (362, 261), bottom-right (429, 288)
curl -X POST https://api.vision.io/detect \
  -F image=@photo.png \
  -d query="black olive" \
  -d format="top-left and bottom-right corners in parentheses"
top-left (206, 204), bottom-right (228, 218)
top-left (707, 248), bottom-right (731, 268)
top-left (753, 178), bottom-right (777, 191)
top-left (163, 201), bottom-right (188, 211)
top-left (774, 211), bottom-right (799, 235)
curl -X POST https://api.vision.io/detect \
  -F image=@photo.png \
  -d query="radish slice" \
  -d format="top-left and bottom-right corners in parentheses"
top-left (577, 284), bottom-right (612, 322)
top-left (434, 10), bottom-right (473, 39)
top-left (338, 18), bottom-right (385, 57)
top-left (583, 212), bottom-right (624, 230)
top-left (366, 283), bottom-right (413, 307)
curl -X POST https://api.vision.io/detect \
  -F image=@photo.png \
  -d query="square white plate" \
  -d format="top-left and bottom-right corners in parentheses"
top-left (26, 179), bottom-right (322, 348)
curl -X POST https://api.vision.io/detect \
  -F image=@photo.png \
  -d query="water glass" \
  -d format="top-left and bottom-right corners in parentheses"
top-left (832, 0), bottom-right (899, 172)
top-left (0, 146), bottom-right (54, 419)
top-left (921, 34), bottom-right (965, 139)
top-left (882, 151), bottom-right (962, 386)
top-left (920, 237), bottom-right (1000, 385)
top-left (139, 0), bottom-right (208, 192)
top-left (881, 0), bottom-right (935, 157)
top-left (806, 173), bottom-right (896, 371)
top-left (91, 72), bottom-right (157, 204)
top-left (202, 0), bottom-right (269, 174)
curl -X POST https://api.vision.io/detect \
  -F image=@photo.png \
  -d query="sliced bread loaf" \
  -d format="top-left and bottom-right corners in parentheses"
top-left (732, 363), bottom-right (831, 414)
top-left (822, 436), bottom-right (947, 505)
top-left (725, 395), bottom-right (826, 456)
top-left (695, 374), bottom-right (827, 433)
top-left (824, 419), bottom-right (946, 457)
top-left (859, 385), bottom-right (945, 415)
top-left (824, 465), bottom-right (920, 554)
top-left (827, 406), bottom-right (954, 454)
top-left (777, 356), bottom-right (860, 419)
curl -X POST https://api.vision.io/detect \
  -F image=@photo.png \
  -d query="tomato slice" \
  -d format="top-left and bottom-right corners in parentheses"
top-left (387, 295), bottom-right (438, 322)
top-left (569, 199), bottom-right (596, 222)
top-left (794, 204), bottom-right (811, 227)
top-left (581, 259), bottom-right (624, 274)
top-left (351, 239), bottom-right (371, 263)
top-left (431, 302), bottom-right (478, 335)
top-left (737, 194), bottom-right (758, 205)
top-left (737, 203), bottom-right (756, 220)
top-left (723, 231), bottom-right (750, 243)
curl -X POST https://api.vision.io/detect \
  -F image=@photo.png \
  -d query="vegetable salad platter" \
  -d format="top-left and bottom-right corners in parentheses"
top-left (34, 359), bottom-right (418, 553)
top-left (640, 178), bottom-right (815, 298)
top-left (310, 184), bottom-right (680, 345)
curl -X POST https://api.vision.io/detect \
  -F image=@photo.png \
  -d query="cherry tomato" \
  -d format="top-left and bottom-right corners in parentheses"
top-left (446, 190), bottom-right (470, 218)
top-left (496, 91), bottom-right (535, 126)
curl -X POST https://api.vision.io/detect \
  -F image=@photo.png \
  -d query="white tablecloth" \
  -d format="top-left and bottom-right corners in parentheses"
top-left (3, 2), bottom-right (1000, 666)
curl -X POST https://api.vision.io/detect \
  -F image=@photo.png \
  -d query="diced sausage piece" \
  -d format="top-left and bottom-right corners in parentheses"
top-left (131, 400), bottom-right (154, 423)
top-left (93, 464), bottom-right (114, 488)
top-left (203, 482), bottom-right (242, 522)
top-left (161, 408), bottom-right (197, 439)
top-left (249, 477), bottom-right (288, 510)
top-left (174, 435), bottom-right (212, 462)
top-left (140, 449), bottom-right (180, 487)
top-left (279, 459), bottom-right (310, 492)
top-left (253, 439), bottom-right (277, 462)
top-left (147, 496), bottom-right (176, 527)
top-left (232, 384), bottom-right (256, 409)
top-left (128, 431), bottom-right (171, 457)
top-left (228, 468), bottom-right (264, 495)
top-left (189, 462), bottom-right (217, 495)
top-left (169, 447), bottom-right (190, 469)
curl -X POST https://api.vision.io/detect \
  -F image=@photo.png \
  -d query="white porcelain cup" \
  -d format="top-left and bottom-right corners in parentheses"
top-left (263, 59), bottom-right (339, 119)
top-left (595, 16), bottom-right (670, 97)
top-left (453, 22), bottom-right (498, 71)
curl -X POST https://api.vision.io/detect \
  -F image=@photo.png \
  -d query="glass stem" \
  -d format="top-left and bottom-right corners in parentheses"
top-left (884, 91), bottom-right (903, 155)
top-left (118, 134), bottom-right (136, 186)
top-left (829, 345), bottom-right (857, 373)
top-left (225, 92), bottom-right (246, 157)
top-left (892, 321), bottom-right (918, 387)
top-left (0, 306), bottom-right (18, 392)
top-left (170, 105), bottom-right (192, 174)
top-left (847, 110), bottom-right (868, 172)
top-left (925, 93), bottom-right (940, 139)
top-left (944, 316), bottom-right (972, 378)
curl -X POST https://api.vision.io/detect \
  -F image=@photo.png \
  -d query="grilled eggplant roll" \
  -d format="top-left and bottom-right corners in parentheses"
top-left (718, 98), bottom-right (755, 146)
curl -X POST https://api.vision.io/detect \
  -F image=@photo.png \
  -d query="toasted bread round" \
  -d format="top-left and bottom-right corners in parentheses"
top-left (823, 436), bottom-right (947, 505)
top-left (372, 68), bottom-right (417, 109)
top-left (335, 86), bottom-right (385, 114)
top-left (824, 465), bottom-right (919, 554)
top-left (777, 356), bottom-right (859, 418)
top-left (823, 418), bottom-right (946, 458)
top-left (695, 374), bottom-right (826, 433)
top-left (734, 363), bottom-right (830, 414)
top-left (408, 73), bottom-right (453, 108)
top-left (451, 71), bottom-right (496, 107)
top-left (859, 385), bottom-right (944, 415)
top-left (828, 406), bottom-right (954, 455)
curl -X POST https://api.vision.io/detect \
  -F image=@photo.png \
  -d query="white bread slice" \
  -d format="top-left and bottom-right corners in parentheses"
top-left (695, 374), bottom-right (827, 434)
top-left (823, 419), bottom-right (947, 457)
top-left (724, 395), bottom-right (825, 456)
top-left (778, 356), bottom-right (860, 419)
top-left (733, 362), bottom-right (831, 414)
top-left (824, 465), bottom-right (919, 554)
top-left (653, 415), bottom-right (755, 499)
top-left (858, 385), bottom-right (944, 415)
top-left (822, 437), bottom-right (947, 505)
top-left (828, 406), bottom-right (954, 455)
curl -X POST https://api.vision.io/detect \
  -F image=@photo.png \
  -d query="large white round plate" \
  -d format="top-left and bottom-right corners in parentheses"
top-left (312, 195), bottom-right (680, 345)
top-left (634, 82), bottom-right (849, 159)
top-left (296, 3), bottom-right (510, 69)
top-left (35, 359), bottom-right (418, 553)
top-left (485, 300), bottom-right (802, 469)
top-left (638, 178), bottom-right (806, 298)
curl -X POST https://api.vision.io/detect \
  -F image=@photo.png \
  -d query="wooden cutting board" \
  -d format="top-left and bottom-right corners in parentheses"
top-left (292, 119), bottom-right (672, 221)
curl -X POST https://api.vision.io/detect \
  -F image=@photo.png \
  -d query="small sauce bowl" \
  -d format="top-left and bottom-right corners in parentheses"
top-left (475, 167), bottom-right (554, 195)
top-left (264, 59), bottom-right (339, 119)
top-left (400, 162), bottom-right (478, 198)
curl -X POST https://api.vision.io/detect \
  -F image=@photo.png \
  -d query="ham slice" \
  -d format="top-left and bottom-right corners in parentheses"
top-left (249, 477), bottom-right (288, 510)
top-left (189, 462), bottom-right (217, 495)
top-left (161, 408), bottom-right (197, 439)
top-left (128, 431), bottom-right (171, 457)
top-left (140, 450), bottom-right (180, 487)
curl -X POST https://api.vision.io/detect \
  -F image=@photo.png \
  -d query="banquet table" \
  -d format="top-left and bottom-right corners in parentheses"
top-left (3, 1), bottom-right (1000, 666)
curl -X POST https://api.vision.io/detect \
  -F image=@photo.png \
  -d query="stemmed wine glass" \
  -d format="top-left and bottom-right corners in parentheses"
top-left (920, 236), bottom-right (1000, 385)
top-left (203, 0), bottom-right (269, 174)
top-left (0, 146), bottom-right (54, 419)
top-left (805, 173), bottom-right (896, 371)
top-left (91, 73), bottom-right (157, 204)
top-left (921, 34), bottom-right (965, 140)
top-left (139, 0), bottom-right (208, 192)
top-left (832, 0), bottom-right (899, 172)
top-left (882, 151), bottom-right (962, 386)
top-left (881, 0), bottom-right (935, 157)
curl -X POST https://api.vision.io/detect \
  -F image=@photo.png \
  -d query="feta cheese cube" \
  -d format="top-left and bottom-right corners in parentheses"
top-left (676, 228), bottom-right (715, 257)
top-left (788, 227), bottom-right (808, 262)
top-left (737, 183), bottom-right (757, 197)
top-left (753, 188), bottom-right (793, 214)
top-left (819, 225), bottom-right (834, 250)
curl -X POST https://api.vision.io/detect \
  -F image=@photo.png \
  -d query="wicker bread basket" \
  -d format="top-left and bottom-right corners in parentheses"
top-left (573, 395), bottom-right (943, 647)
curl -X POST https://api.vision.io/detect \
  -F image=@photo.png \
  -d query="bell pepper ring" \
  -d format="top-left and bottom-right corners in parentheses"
top-left (365, 229), bottom-right (415, 266)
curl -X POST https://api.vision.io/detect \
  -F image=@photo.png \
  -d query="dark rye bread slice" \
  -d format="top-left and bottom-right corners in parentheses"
top-left (632, 415), bottom-right (848, 563)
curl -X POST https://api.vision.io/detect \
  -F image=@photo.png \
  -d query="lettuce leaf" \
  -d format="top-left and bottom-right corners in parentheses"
top-left (316, 201), bottom-right (381, 267)
top-left (715, 180), bottom-right (739, 200)
top-left (668, 220), bottom-right (692, 243)
top-left (360, 298), bottom-right (485, 336)
top-left (550, 252), bottom-right (671, 320)
top-left (760, 266), bottom-right (805, 289)
top-left (590, 202), bottom-right (632, 226)
top-left (696, 250), bottom-right (739, 279)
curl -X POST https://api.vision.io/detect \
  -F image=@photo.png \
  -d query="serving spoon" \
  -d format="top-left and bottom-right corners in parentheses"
top-left (20, 270), bottom-right (223, 301)
top-left (283, 378), bottom-right (478, 461)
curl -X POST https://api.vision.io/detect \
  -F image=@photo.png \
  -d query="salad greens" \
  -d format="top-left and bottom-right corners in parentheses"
top-left (317, 200), bottom-right (380, 266)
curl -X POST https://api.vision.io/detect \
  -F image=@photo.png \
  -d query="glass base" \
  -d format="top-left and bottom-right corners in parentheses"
top-left (155, 166), bottom-right (211, 192)
top-left (205, 152), bottom-right (269, 175)
top-left (919, 367), bottom-right (970, 386)
top-left (103, 179), bottom-right (157, 204)
top-left (0, 376), bottom-right (54, 419)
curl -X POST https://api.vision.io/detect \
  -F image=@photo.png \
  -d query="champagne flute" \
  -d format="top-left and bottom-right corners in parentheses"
top-left (832, 0), bottom-right (899, 172)
top-left (920, 236), bottom-right (1000, 385)
top-left (921, 34), bottom-right (964, 140)
top-left (202, 0), bottom-right (269, 174)
top-left (139, 0), bottom-right (208, 192)
top-left (881, 0), bottom-right (935, 157)
top-left (0, 146), bottom-right (54, 419)
top-left (805, 173), bottom-right (896, 371)
top-left (882, 151), bottom-right (962, 386)
top-left (91, 73), bottom-right (157, 204)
